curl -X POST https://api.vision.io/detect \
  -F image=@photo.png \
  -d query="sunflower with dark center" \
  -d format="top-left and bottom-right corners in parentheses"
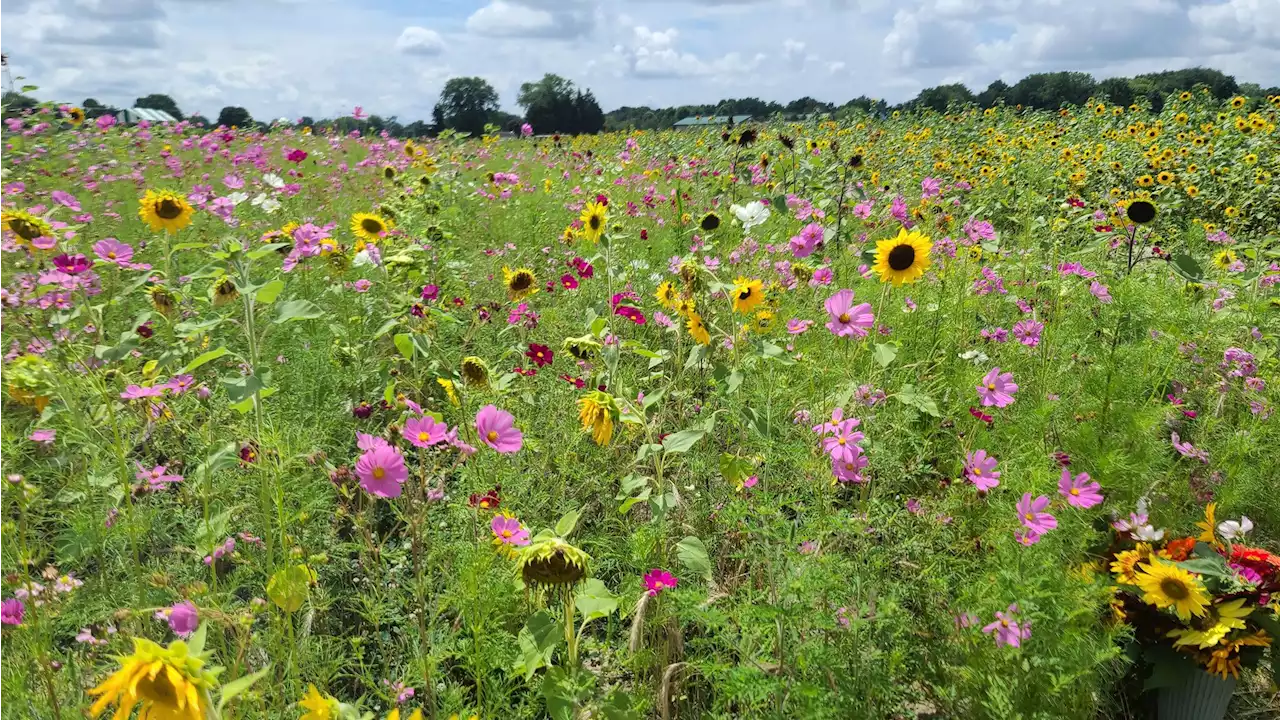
top-left (736, 128), bottom-right (757, 147)
top-left (504, 266), bottom-right (537, 301)
top-left (848, 154), bottom-right (864, 169)
top-left (213, 277), bottom-right (240, 306)
top-left (779, 134), bottom-right (795, 150)
top-left (350, 212), bottom-right (392, 244)
top-left (1, 209), bottom-right (53, 243)
top-left (699, 212), bottom-right (721, 232)
top-left (383, 165), bottom-right (397, 180)
top-left (148, 285), bottom-right (177, 315)
top-left (518, 537), bottom-right (590, 587)
top-left (460, 356), bottom-right (490, 387)
top-left (731, 276), bottom-right (765, 314)
top-left (873, 228), bottom-right (933, 286)
top-left (579, 201), bottom-right (607, 243)
top-left (1126, 200), bottom-right (1156, 225)
top-left (67, 107), bottom-right (85, 126)
top-left (138, 189), bottom-right (195, 234)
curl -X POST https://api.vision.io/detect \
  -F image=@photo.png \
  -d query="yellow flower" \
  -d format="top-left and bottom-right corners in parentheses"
top-left (138, 189), bottom-right (195, 234)
top-left (873, 228), bottom-right (932, 286)
top-left (674, 297), bottom-right (697, 317)
top-left (579, 201), bottom-right (607, 243)
top-left (299, 684), bottom-right (340, 720)
top-left (687, 312), bottom-right (711, 345)
top-left (577, 391), bottom-right (617, 446)
top-left (655, 280), bottom-right (679, 309)
top-left (1133, 559), bottom-right (1212, 621)
top-left (1213, 250), bottom-right (1237, 270)
top-left (1205, 632), bottom-right (1270, 678)
top-left (1109, 543), bottom-right (1151, 584)
top-left (731, 276), bottom-right (765, 314)
top-left (67, 107), bottom-right (85, 126)
top-left (89, 634), bottom-right (219, 720)
top-left (751, 309), bottom-right (776, 333)
top-left (350, 212), bottom-right (392, 243)
top-left (1, 209), bottom-right (53, 245)
top-left (1167, 598), bottom-right (1252, 649)
top-left (387, 710), bottom-right (425, 720)
top-left (503, 266), bottom-right (537, 301)
top-left (460, 356), bottom-right (490, 388)
top-left (1196, 502), bottom-right (1218, 544)
top-left (437, 377), bottom-right (460, 407)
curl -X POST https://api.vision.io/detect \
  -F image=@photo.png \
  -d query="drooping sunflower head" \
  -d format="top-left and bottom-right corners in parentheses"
top-left (1, 209), bottom-right (53, 244)
top-left (517, 536), bottom-right (590, 587)
top-left (579, 201), bottom-right (607, 243)
top-left (699, 211), bottom-right (722, 232)
top-left (1126, 200), bottom-right (1157, 225)
top-left (383, 165), bottom-right (398, 181)
top-left (873, 229), bottom-right (933, 287)
top-left (678, 261), bottom-right (702, 292)
top-left (563, 334), bottom-right (601, 361)
top-left (138, 189), bottom-right (195, 234)
top-left (212, 277), bottom-right (240, 306)
top-left (674, 296), bottom-right (697, 318)
top-left (149, 285), bottom-right (178, 315)
top-left (88, 633), bottom-right (219, 720)
top-left (460, 356), bottom-right (490, 388)
top-left (731, 276), bottom-right (765, 314)
top-left (68, 107), bottom-right (86, 126)
top-left (790, 262), bottom-right (814, 284)
top-left (1133, 559), bottom-right (1211, 621)
top-left (350, 212), bottom-right (392, 243)
top-left (503, 266), bottom-right (537, 301)
top-left (577, 390), bottom-right (618, 446)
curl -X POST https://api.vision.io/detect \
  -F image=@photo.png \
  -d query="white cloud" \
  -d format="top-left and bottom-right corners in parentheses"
top-left (395, 26), bottom-right (446, 56)
top-left (465, 0), bottom-right (595, 39)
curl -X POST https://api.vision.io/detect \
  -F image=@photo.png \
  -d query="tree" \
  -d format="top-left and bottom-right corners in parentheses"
top-left (912, 83), bottom-right (976, 112)
top-left (571, 90), bottom-right (604, 134)
top-left (134, 93), bottom-right (184, 120)
top-left (187, 113), bottom-right (210, 127)
top-left (215, 106), bottom-right (253, 128)
top-left (1007, 72), bottom-right (1096, 109)
top-left (515, 74), bottom-right (604, 134)
top-left (1096, 78), bottom-right (1135, 107)
top-left (434, 77), bottom-right (500, 136)
top-left (977, 80), bottom-right (1010, 108)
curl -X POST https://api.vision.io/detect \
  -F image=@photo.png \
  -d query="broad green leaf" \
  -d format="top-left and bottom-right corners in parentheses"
top-left (229, 387), bottom-right (275, 414)
top-left (574, 578), bottom-right (619, 625)
top-left (183, 346), bottom-right (229, 374)
top-left (393, 333), bottom-right (414, 360)
top-left (216, 665), bottom-right (272, 712)
top-left (512, 610), bottom-right (561, 681)
top-left (761, 341), bottom-right (795, 365)
top-left (274, 299), bottom-right (324, 323)
top-left (895, 383), bottom-right (940, 417)
top-left (186, 623), bottom-right (208, 656)
top-left (222, 374), bottom-right (265, 403)
top-left (555, 509), bottom-right (581, 537)
top-left (266, 565), bottom-right (311, 613)
top-left (1169, 253), bottom-right (1205, 283)
top-left (169, 242), bottom-right (209, 252)
top-left (873, 342), bottom-right (899, 368)
top-left (247, 243), bottom-right (289, 259)
top-left (662, 426), bottom-right (705, 453)
top-left (719, 453), bottom-right (752, 488)
top-left (255, 279), bottom-right (285, 304)
top-left (676, 535), bottom-right (712, 582)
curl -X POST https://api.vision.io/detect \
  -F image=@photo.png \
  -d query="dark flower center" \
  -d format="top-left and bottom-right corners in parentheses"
top-left (1127, 201), bottom-right (1156, 224)
top-left (738, 288), bottom-right (752, 301)
top-left (887, 244), bottom-right (916, 271)
top-left (511, 273), bottom-right (532, 291)
top-left (1160, 578), bottom-right (1189, 600)
top-left (155, 199), bottom-right (184, 220)
top-left (701, 214), bottom-right (720, 231)
top-left (8, 218), bottom-right (40, 240)
top-left (361, 218), bottom-right (383, 234)
top-left (589, 215), bottom-right (601, 231)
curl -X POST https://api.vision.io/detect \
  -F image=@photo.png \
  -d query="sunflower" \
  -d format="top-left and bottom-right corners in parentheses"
top-left (1224, 206), bottom-right (1238, 218)
top-left (517, 537), bottom-right (590, 586)
top-left (149, 285), bottom-right (177, 316)
top-left (351, 212), bottom-right (391, 245)
top-left (402, 139), bottom-right (419, 159)
top-left (1185, 185), bottom-right (1199, 198)
top-left (1195, 502), bottom-right (1219, 544)
top-left (1156, 171), bottom-right (1174, 185)
top-left (437, 377), bottom-right (460, 407)
top-left (674, 297), bottom-right (697, 317)
top-left (1126, 200), bottom-right (1157, 225)
top-left (299, 684), bottom-right (340, 720)
top-left (731, 276), bottom-right (765, 314)
top-left (1205, 632), bottom-right (1270, 678)
top-left (460, 356), bottom-right (490, 388)
top-left (1168, 598), bottom-right (1252, 649)
top-left (88, 634), bottom-right (219, 720)
top-left (67, 107), bottom-right (85, 126)
top-left (655, 280), bottom-right (679, 309)
top-left (687, 312), bottom-right (711, 345)
top-left (1109, 543), bottom-right (1151, 584)
top-left (1133, 559), bottom-right (1211, 621)
top-left (1230, 96), bottom-right (1245, 109)
top-left (1, 209), bottom-right (53, 244)
top-left (579, 201), bottom-right (607, 243)
top-left (138, 190), bottom-right (195, 234)
top-left (751, 309), bottom-right (776, 333)
top-left (699, 211), bottom-right (722, 232)
top-left (503, 266), bottom-right (537, 301)
top-left (1213, 250), bottom-right (1238, 270)
top-left (873, 228), bottom-right (933, 286)
top-left (1136, 174), bottom-right (1155, 187)
top-left (212, 277), bottom-right (240, 306)
top-left (577, 391), bottom-right (618, 446)
top-left (383, 165), bottom-right (397, 181)
top-left (564, 334), bottom-right (601, 361)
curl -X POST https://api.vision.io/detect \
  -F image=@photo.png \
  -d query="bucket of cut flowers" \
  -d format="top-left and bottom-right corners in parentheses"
top-left (1107, 503), bottom-right (1280, 720)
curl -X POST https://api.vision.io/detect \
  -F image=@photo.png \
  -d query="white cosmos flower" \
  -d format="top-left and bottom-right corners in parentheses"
top-left (959, 349), bottom-right (989, 365)
top-left (262, 173), bottom-right (285, 189)
top-left (731, 200), bottom-right (770, 231)
top-left (250, 193), bottom-right (281, 213)
top-left (225, 191), bottom-right (249, 205)
top-left (1217, 516), bottom-right (1253, 540)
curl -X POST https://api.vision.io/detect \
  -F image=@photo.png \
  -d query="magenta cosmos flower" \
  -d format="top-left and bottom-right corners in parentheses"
top-left (1058, 468), bottom-right (1103, 508)
top-left (976, 367), bottom-right (1018, 408)
top-left (93, 238), bottom-right (134, 264)
top-left (831, 453), bottom-right (868, 483)
top-left (643, 569), bottom-right (678, 596)
top-left (820, 417), bottom-right (864, 464)
top-left (490, 514), bottom-right (530, 547)
top-left (1012, 319), bottom-right (1043, 347)
top-left (1016, 493), bottom-right (1057, 534)
top-left (824, 289), bottom-right (874, 338)
top-left (982, 604), bottom-right (1030, 648)
top-left (963, 449), bottom-right (1000, 493)
top-left (404, 415), bottom-right (448, 449)
top-left (2, 598), bottom-right (24, 626)
top-left (475, 405), bottom-right (522, 453)
top-left (355, 443), bottom-right (408, 498)
top-left (155, 601), bottom-right (199, 637)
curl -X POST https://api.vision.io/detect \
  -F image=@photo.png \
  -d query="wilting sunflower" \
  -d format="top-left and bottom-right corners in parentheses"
top-left (350, 212), bottom-right (392, 244)
top-left (212, 277), bottom-right (240, 306)
top-left (687, 312), bottom-right (711, 345)
top-left (67, 107), bottom-right (85, 126)
top-left (564, 334), bottom-right (602, 361)
top-left (149, 285), bottom-right (178, 316)
top-left (579, 201), bottom-right (607, 243)
top-left (460, 356), bottom-right (490, 388)
top-left (88, 633), bottom-right (219, 720)
top-left (1, 209), bottom-right (53, 245)
top-left (873, 228), bottom-right (933, 286)
top-left (699, 211), bottom-right (722, 232)
top-left (655, 280), bottom-right (679, 309)
top-left (731, 276), bottom-right (765, 314)
top-left (503, 266), bottom-right (537, 301)
top-left (848, 154), bottom-right (864, 170)
top-left (138, 189), bottom-right (195, 234)
top-left (577, 391), bottom-right (618, 446)
top-left (1126, 200), bottom-right (1157, 225)
top-left (1133, 559), bottom-right (1211, 621)
top-left (518, 537), bottom-right (590, 586)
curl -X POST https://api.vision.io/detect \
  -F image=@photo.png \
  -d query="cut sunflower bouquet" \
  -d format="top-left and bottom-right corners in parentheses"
top-left (1107, 503), bottom-right (1280, 686)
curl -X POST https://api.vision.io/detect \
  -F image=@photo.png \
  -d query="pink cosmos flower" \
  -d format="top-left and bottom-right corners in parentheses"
top-left (354, 444), bottom-right (408, 498)
top-left (1058, 468), bottom-right (1103, 509)
top-left (357, 432), bottom-right (391, 452)
top-left (121, 384), bottom-right (164, 400)
top-left (404, 415), bottom-right (448, 448)
top-left (135, 463), bottom-right (183, 489)
top-left (155, 601), bottom-right (199, 637)
top-left (615, 305), bottom-right (646, 324)
top-left (982, 604), bottom-right (1031, 648)
top-left (490, 515), bottom-right (530, 546)
top-left (643, 569), bottom-right (678, 596)
top-left (28, 429), bottom-right (55, 445)
top-left (1, 598), bottom-right (24, 626)
top-left (93, 238), bottom-right (134, 265)
top-left (1170, 432), bottom-right (1209, 463)
top-left (831, 453), bottom-right (868, 483)
top-left (976, 367), bottom-right (1018, 408)
top-left (1090, 281), bottom-right (1112, 304)
top-left (165, 374), bottom-right (196, 395)
top-left (963, 449), bottom-right (1000, 493)
top-left (1016, 493), bottom-right (1057, 534)
top-left (1015, 529), bottom-right (1041, 546)
top-left (820, 418), bottom-right (864, 464)
top-left (560, 274), bottom-right (579, 290)
top-left (823, 289), bottom-right (874, 338)
top-left (1012, 319), bottom-right (1043, 347)
top-left (475, 405), bottom-right (522, 453)
top-left (787, 318), bottom-right (813, 334)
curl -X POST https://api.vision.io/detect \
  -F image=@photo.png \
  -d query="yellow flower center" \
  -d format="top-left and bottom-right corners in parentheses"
top-left (839, 313), bottom-right (850, 323)
top-left (107, 251), bottom-right (117, 259)
top-left (487, 430), bottom-right (499, 442)
top-left (418, 432), bottom-right (430, 442)
top-left (1070, 488), bottom-right (1080, 496)
top-left (987, 383), bottom-right (996, 390)
top-left (502, 530), bottom-right (513, 538)
top-left (837, 437), bottom-right (846, 445)
top-left (372, 467), bottom-right (385, 479)
top-left (1024, 512), bottom-right (1035, 522)
top-left (973, 468), bottom-right (981, 475)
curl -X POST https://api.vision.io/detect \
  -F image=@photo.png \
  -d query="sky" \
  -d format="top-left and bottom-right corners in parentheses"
top-left (2, 0), bottom-right (1277, 123)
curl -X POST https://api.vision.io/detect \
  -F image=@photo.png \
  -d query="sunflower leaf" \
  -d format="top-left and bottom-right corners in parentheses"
top-left (676, 536), bottom-right (713, 582)
top-left (217, 664), bottom-right (272, 712)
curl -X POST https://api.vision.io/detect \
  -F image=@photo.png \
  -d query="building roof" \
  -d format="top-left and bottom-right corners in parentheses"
top-left (117, 108), bottom-right (179, 123)
top-left (672, 114), bottom-right (753, 127)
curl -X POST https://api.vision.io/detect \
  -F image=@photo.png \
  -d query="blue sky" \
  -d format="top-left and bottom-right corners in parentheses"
top-left (2, 0), bottom-right (1276, 123)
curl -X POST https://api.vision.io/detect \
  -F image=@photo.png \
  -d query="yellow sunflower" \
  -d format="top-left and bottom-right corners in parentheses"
top-left (386, 710), bottom-right (425, 720)
top-left (873, 228), bottom-right (933, 286)
top-left (299, 684), bottom-right (340, 720)
top-left (350, 212), bottom-right (392, 244)
top-left (437, 377), bottom-right (460, 407)
top-left (687, 312), bottom-right (711, 345)
top-left (138, 190), bottom-right (195, 234)
top-left (577, 390), bottom-right (617, 446)
top-left (579, 201), bottom-right (607, 243)
top-left (503, 266), bottom-right (537, 301)
top-left (699, 211), bottom-right (722, 232)
top-left (1167, 598), bottom-right (1252, 649)
top-left (1133, 559), bottom-right (1211, 621)
top-left (67, 107), bottom-right (86, 126)
top-left (1213, 250), bottom-right (1238, 270)
top-left (674, 297), bottom-right (697, 318)
top-left (1195, 502), bottom-right (1218, 544)
top-left (655, 280), bottom-right (679, 309)
top-left (751, 309), bottom-right (776, 333)
top-left (731, 276), bottom-right (765, 314)
top-left (1, 209), bottom-right (53, 245)
top-left (88, 634), bottom-right (219, 720)
top-left (1109, 543), bottom-right (1151, 584)
top-left (1205, 632), bottom-right (1271, 678)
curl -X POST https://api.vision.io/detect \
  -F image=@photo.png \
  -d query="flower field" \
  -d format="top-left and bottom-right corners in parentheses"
top-left (2, 91), bottom-right (1279, 719)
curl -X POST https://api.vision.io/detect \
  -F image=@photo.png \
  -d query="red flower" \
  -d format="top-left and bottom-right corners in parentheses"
top-left (640, 229), bottom-right (649, 241)
top-left (968, 406), bottom-right (994, 425)
top-left (559, 374), bottom-right (585, 389)
top-left (469, 486), bottom-right (501, 510)
top-left (1230, 545), bottom-right (1280, 580)
top-left (560, 274), bottom-right (579, 290)
top-left (525, 343), bottom-right (554, 367)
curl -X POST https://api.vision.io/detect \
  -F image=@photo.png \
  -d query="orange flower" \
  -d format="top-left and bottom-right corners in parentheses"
top-left (1160, 537), bottom-right (1196, 562)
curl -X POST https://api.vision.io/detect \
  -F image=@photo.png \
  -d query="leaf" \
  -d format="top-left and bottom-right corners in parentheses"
top-left (193, 443), bottom-right (240, 485)
top-left (1169, 253), bottom-right (1205, 283)
top-left (169, 242), bottom-right (209, 253)
top-left (186, 623), bottom-right (209, 656)
top-left (247, 243), bottom-right (289, 259)
top-left (895, 383), bottom-right (941, 417)
top-left (554, 509), bottom-right (581, 538)
top-left (229, 387), bottom-right (275, 414)
top-left (1176, 557), bottom-right (1232, 578)
top-left (618, 489), bottom-right (651, 514)
top-left (255, 279), bottom-right (285, 304)
top-left (274, 299), bottom-right (324, 323)
top-left (183, 346), bottom-right (229, 374)
top-left (94, 332), bottom-right (140, 364)
top-left (216, 665), bottom-right (272, 712)
top-left (266, 565), bottom-right (311, 613)
top-left (393, 333), bottom-right (414, 360)
top-left (1141, 644), bottom-right (1199, 691)
top-left (662, 426), bottom-right (706, 454)
top-left (676, 536), bottom-right (712, 582)
top-left (222, 374), bottom-right (265, 403)
top-left (761, 341), bottom-right (795, 365)
top-left (574, 578), bottom-right (619, 625)
top-left (512, 610), bottom-right (561, 681)
top-left (719, 453), bottom-right (752, 488)
top-left (873, 342), bottom-right (899, 368)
